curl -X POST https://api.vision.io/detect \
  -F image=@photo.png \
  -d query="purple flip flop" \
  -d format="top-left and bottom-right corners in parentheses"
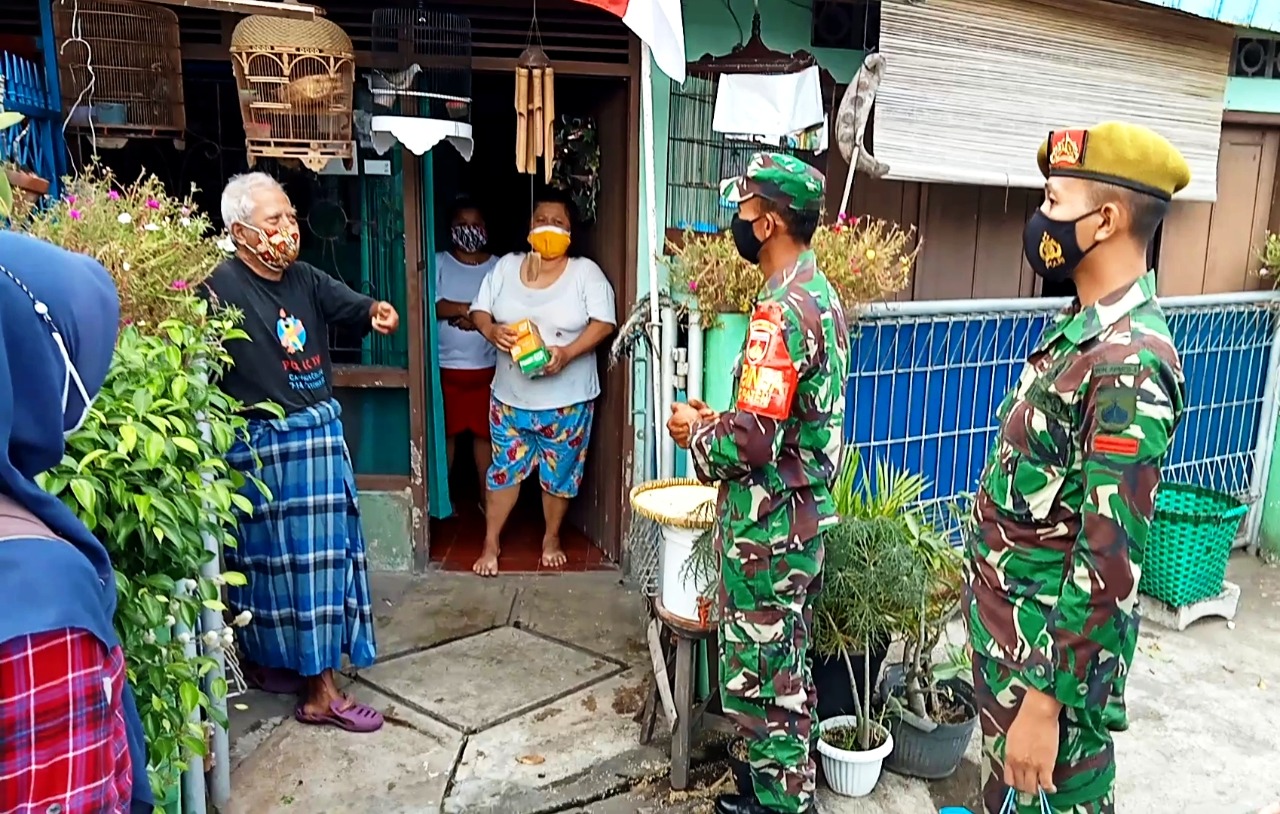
top-left (294, 699), bottom-right (384, 733)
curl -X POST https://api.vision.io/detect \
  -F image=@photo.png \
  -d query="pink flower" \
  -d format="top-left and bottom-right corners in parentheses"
top-left (170, 280), bottom-right (188, 290)
top-left (146, 199), bottom-right (160, 209)
top-left (688, 280), bottom-right (698, 292)
top-left (69, 209), bottom-right (82, 220)
top-left (180, 206), bottom-right (191, 216)
top-left (108, 190), bottom-right (120, 200)
top-left (66, 195), bottom-right (76, 205)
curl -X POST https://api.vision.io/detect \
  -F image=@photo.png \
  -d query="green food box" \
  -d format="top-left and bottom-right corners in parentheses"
top-left (517, 346), bottom-right (551, 375)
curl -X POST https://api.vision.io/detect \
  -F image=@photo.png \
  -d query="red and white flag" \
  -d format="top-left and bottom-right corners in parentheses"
top-left (574, 0), bottom-right (685, 82)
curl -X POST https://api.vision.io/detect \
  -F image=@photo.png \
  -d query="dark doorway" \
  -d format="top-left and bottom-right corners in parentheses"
top-left (427, 68), bottom-right (631, 573)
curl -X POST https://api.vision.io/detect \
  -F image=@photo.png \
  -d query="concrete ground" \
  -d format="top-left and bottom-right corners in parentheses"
top-left (225, 554), bottom-right (1280, 814)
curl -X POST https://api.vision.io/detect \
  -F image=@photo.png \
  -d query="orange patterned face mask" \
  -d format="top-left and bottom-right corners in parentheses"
top-left (239, 223), bottom-right (301, 271)
top-left (528, 225), bottom-right (571, 260)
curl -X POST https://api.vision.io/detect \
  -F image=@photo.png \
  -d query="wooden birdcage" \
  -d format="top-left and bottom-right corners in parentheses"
top-left (52, 0), bottom-right (185, 138)
top-left (230, 13), bottom-right (355, 172)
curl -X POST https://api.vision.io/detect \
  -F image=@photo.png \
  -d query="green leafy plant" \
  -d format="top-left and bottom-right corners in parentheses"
top-left (674, 495), bottom-right (719, 601)
top-left (835, 450), bottom-right (969, 726)
top-left (889, 494), bottom-right (969, 728)
top-left (38, 300), bottom-right (264, 799)
top-left (662, 217), bottom-right (919, 329)
top-left (813, 515), bottom-right (927, 750)
top-left (13, 163), bottom-right (227, 327)
top-left (812, 213), bottom-right (918, 318)
top-left (0, 107), bottom-right (25, 218)
top-left (662, 229), bottom-right (759, 326)
top-left (1258, 231), bottom-right (1280, 284)
top-left (16, 169), bottom-right (269, 802)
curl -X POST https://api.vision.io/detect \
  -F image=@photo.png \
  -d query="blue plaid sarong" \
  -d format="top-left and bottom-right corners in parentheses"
top-left (224, 398), bottom-right (376, 676)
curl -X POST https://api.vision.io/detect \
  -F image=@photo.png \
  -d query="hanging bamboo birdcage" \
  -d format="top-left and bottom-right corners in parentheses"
top-left (230, 13), bottom-right (355, 172)
top-left (52, 0), bottom-right (185, 137)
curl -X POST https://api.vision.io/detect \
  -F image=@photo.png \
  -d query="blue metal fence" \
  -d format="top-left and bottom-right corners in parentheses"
top-left (1, 49), bottom-right (65, 198)
top-left (845, 292), bottom-right (1280, 541)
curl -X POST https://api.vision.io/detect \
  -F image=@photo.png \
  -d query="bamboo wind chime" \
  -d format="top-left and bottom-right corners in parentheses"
top-left (514, 45), bottom-right (555, 182)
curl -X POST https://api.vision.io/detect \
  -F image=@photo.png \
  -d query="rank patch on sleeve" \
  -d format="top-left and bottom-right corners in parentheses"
top-left (1094, 435), bottom-right (1140, 457)
top-left (1094, 386), bottom-right (1138, 432)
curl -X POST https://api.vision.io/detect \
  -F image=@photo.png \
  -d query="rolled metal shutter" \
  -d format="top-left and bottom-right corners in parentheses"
top-left (873, 0), bottom-right (1234, 201)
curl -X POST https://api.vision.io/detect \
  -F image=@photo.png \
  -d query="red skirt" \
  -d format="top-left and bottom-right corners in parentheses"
top-left (0, 629), bottom-right (132, 814)
top-left (441, 366), bottom-right (495, 439)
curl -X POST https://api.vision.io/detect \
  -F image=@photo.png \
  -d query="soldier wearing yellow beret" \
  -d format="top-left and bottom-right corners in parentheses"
top-left (965, 122), bottom-right (1189, 814)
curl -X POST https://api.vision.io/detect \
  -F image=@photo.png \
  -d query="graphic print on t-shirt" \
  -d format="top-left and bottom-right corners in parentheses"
top-left (276, 308), bottom-right (324, 391)
top-left (277, 309), bottom-right (307, 353)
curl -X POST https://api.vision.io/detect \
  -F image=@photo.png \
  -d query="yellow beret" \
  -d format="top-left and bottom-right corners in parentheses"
top-left (1036, 121), bottom-right (1191, 201)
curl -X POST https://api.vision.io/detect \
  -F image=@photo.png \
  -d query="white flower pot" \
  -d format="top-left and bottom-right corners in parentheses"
top-left (816, 716), bottom-right (894, 798)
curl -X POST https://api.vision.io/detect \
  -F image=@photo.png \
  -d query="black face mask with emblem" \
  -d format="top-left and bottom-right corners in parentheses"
top-left (1022, 209), bottom-right (1102, 283)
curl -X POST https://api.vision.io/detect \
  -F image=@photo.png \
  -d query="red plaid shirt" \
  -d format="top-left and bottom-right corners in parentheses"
top-left (0, 629), bottom-right (132, 814)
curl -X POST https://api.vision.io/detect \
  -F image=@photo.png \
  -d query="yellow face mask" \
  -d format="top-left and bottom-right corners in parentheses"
top-left (528, 225), bottom-right (571, 260)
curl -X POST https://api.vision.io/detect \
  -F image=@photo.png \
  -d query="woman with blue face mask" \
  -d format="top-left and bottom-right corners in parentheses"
top-left (0, 231), bottom-right (152, 813)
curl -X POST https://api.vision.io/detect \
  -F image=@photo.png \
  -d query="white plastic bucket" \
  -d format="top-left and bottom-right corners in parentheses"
top-left (659, 524), bottom-right (713, 624)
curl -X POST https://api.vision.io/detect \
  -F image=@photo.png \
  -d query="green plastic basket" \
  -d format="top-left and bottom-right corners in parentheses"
top-left (1140, 483), bottom-right (1247, 608)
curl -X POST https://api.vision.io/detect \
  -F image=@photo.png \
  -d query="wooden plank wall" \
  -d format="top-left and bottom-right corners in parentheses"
top-left (1158, 124), bottom-right (1280, 296)
top-left (826, 123), bottom-right (1280, 302)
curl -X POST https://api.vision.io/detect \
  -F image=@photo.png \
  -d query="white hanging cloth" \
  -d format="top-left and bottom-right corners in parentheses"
top-left (711, 65), bottom-right (824, 139)
top-left (369, 117), bottom-right (474, 161)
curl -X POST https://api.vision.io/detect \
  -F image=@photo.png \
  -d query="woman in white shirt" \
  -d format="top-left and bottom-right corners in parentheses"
top-left (469, 189), bottom-right (616, 576)
top-left (434, 199), bottom-right (499, 505)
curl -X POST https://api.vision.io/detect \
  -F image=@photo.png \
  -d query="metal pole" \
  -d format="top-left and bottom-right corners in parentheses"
top-left (1245, 307), bottom-right (1280, 552)
top-left (685, 306), bottom-right (703, 477)
top-left (660, 304), bottom-right (677, 478)
top-left (195, 359), bottom-right (231, 810)
top-left (641, 41), bottom-right (665, 479)
top-left (175, 581), bottom-right (208, 814)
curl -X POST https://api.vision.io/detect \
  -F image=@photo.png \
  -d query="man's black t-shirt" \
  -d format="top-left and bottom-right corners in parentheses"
top-left (203, 258), bottom-right (375, 417)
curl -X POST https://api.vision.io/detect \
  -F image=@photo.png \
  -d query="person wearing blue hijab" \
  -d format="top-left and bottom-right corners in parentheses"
top-left (0, 231), bottom-right (152, 814)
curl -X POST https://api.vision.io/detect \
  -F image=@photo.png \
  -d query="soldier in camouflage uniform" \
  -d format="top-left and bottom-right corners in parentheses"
top-left (966, 122), bottom-right (1189, 814)
top-left (667, 153), bottom-right (849, 814)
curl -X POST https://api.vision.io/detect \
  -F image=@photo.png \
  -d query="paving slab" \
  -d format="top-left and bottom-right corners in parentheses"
top-left (445, 670), bottom-right (667, 814)
top-left (372, 572), bottom-right (517, 658)
top-left (226, 686), bottom-right (463, 814)
top-left (360, 625), bottom-right (624, 733)
top-left (510, 573), bottom-right (651, 669)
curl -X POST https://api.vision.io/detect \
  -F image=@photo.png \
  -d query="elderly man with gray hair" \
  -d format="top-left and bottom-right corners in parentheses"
top-left (202, 172), bottom-right (398, 733)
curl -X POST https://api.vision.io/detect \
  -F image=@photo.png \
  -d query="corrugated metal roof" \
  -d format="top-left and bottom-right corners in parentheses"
top-left (1129, 0), bottom-right (1280, 33)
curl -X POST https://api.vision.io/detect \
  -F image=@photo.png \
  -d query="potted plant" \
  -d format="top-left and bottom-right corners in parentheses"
top-left (814, 514), bottom-right (927, 797)
top-left (811, 212), bottom-right (919, 319)
top-left (661, 229), bottom-right (758, 411)
top-left (811, 450), bottom-right (924, 720)
top-left (662, 215), bottom-right (919, 411)
top-left (0, 109), bottom-right (50, 214)
top-left (879, 494), bottom-right (978, 779)
top-left (1257, 231), bottom-right (1280, 283)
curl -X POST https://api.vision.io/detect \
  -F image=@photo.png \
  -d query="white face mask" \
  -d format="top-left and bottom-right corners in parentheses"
top-left (1, 265), bottom-right (95, 436)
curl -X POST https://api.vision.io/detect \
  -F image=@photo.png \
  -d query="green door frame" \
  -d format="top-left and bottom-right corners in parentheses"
top-left (421, 151), bottom-right (454, 524)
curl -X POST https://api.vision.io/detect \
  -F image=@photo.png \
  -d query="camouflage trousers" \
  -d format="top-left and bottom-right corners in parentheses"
top-left (973, 656), bottom-right (1116, 814)
top-left (718, 534), bottom-right (824, 814)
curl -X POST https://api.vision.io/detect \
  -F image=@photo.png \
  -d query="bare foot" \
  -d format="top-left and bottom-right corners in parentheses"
top-left (473, 544), bottom-right (500, 577)
top-left (540, 538), bottom-right (567, 568)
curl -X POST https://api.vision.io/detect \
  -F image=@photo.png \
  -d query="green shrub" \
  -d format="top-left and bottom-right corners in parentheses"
top-left (16, 168), bottom-right (264, 803)
top-left (37, 299), bottom-right (260, 799)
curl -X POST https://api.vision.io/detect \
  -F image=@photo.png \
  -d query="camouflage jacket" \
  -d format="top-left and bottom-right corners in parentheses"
top-left (965, 271), bottom-right (1184, 719)
top-left (689, 250), bottom-right (851, 559)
